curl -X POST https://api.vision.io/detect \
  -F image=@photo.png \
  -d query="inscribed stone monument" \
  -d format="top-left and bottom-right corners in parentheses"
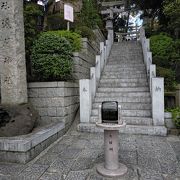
top-left (0, 0), bottom-right (27, 104)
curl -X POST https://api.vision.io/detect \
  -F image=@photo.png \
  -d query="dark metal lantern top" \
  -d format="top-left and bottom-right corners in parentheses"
top-left (101, 101), bottom-right (118, 123)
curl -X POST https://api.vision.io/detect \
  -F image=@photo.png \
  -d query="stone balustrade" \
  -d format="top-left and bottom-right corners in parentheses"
top-left (140, 27), bottom-right (165, 126)
top-left (80, 31), bottom-right (113, 123)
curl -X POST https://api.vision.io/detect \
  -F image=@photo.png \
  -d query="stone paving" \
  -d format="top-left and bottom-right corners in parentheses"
top-left (0, 117), bottom-right (180, 180)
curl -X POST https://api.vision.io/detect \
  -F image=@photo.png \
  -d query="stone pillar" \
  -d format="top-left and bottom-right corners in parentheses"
top-left (80, 79), bottom-right (92, 123)
top-left (90, 67), bottom-right (96, 100)
top-left (152, 78), bottom-right (164, 126)
top-left (100, 42), bottom-right (105, 72)
top-left (95, 55), bottom-right (101, 84)
top-left (150, 64), bottom-right (156, 93)
top-left (0, 0), bottom-right (27, 105)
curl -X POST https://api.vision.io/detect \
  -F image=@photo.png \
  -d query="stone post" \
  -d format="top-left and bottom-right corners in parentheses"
top-left (104, 45), bottom-right (107, 64)
top-left (0, 0), bottom-right (27, 105)
top-left (152, 78), bottom-right (164, 126)
top-left (146, 52), bottom-right (152, 77)
top-left (80, 79), bottom-right (92, 123)
top-left (106, 40), bottom-right (109, 58)
top-left (146, 39), bottom-right (150, 51)
top-left (90, 67), bottom-right (96, 100)
top-left (150, 64), bottom-right (156, 93)
top-left (140, 27), bottom-right (145, 43)
top-left (95, 55), bottom-right (101, 84)
top-left (100, 42), bottom-right (105, 72)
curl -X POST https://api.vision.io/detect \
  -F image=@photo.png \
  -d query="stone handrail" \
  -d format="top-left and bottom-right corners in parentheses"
top-left (140, 27), bottom-right (165, 126)
top-left (79, 31), bottom-right (113, 123)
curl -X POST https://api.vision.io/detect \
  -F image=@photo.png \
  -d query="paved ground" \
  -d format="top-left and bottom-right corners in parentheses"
top-left (0, 114), bottom-right (180, 180)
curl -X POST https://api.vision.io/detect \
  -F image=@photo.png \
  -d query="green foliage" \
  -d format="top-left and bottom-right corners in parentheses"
top-left (163, 0), bottom-right (180, 32)
top-left (167, 107), bottom-right (180, 128)
top-left (24, 2), bottom-right (44, 78)
top-left (150, 33), bottom-right (180, 90)
top-left (157, 67), bottom-right (176, 91)
top-left (47, 30), bottom-right (82, 52)
top-left (75, 26), bottom-right (96, 41)
top-left (31, 32), bottom-right (73, 81)
top-left (79, 0), bottom-right (102, 29)
top-left (150, 34), bottom-right (174, 58)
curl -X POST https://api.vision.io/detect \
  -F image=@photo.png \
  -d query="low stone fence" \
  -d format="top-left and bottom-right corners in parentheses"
top-left (28, 81), bottom-right (79, 131)
top-left (164, 112), bottom-right (175, 130)
top-left (140, 28), bottom-right (165, 127)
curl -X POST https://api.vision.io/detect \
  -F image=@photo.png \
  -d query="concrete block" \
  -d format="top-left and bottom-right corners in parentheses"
top-left (38, 88), bottom-right (47, 98)
top-left (28, 88), bottom-right (39, 98)
top-left (48, 107), bottom-right (57, 117)
top-left (38, 108), bottom-right (48, 116)
top-left (164, 112), bottom-right (175, 129)
top-left (28, 82), bottom-right (58, 88)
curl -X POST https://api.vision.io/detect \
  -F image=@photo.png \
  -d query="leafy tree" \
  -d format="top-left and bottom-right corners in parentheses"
top-left (24, 2), bottom-right (44, 79)
top-left (150, 34), bottom-right (180, 90)
top-left (163, 0), bottom-right (180, 38)
top-left (79, 0), bottom-right (102, 29)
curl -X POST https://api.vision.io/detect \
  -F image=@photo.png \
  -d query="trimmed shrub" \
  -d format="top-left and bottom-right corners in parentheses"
top-left (31, 32), bottom-right (73, 81)
top-left (47, 30), bottom-right (82, 52)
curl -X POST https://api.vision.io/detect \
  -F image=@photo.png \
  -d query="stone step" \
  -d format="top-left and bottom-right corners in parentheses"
top-left (102, 72), bottom-right (147, 77)
top-left (99, 82), bottom-right (149, 87)
top-left (107, 61), bottom-right (144, 65)
top-left (106, 64), bottom-right (145, 68)
top-left (104, 66), bottom-right (146, 71)
top-left (78, 123), bottom-right (167, 136)
top-left (94, 97), bottom-right (151, 103)
top-left (101, 74), bottom-right (147, 79)
top-left (90, 116), bottom-right (152, 125)
top-left (95, 92), bottom-right (150, 98)
top-left (109, 54), bottom-right (143, 57)
top-left (92, 102), bottom-right (151, 110)
top-left (100, 79), bottom-right (147, 84)
top-left (97, 87), bottom-right (149, 92)
top-left (91, 109), bottom-right (152, 117)
top-left (103, 70), bottom-right (146, 74)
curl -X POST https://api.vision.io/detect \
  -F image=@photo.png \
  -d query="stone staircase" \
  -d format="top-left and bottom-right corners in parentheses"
top-left (78, 41), bottom-right (167, 136)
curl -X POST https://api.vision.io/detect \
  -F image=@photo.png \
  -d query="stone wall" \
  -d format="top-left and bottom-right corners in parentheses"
top-left (28, 82), bottom-right (79, 130)
top-left (72, 32), bottom-right (105, 80)
top-left (72, 38), bottom-right (98, 80)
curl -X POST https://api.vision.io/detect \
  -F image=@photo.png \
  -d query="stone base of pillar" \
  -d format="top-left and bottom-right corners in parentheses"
top-left (96, 124), bottom-right (127, 177)
top-left (97, 163), bottom-right (127, 177)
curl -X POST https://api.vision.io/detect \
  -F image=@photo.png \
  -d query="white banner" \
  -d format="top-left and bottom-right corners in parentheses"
top-left (64, 4), bottom-right (74, 22)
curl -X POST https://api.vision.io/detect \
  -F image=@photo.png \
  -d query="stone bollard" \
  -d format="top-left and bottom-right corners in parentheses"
top-left (96, 102), bottom-right (127, 177)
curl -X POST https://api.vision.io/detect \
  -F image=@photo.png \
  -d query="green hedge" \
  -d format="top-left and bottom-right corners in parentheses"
top-left (31, 32), bottom-right (73, 81)
top-left (47, 30), bottom-right (82, 52)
